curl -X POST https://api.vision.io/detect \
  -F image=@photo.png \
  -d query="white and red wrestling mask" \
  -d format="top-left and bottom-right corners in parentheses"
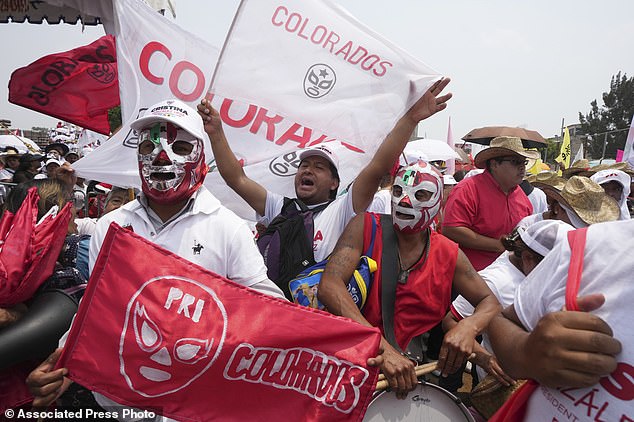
top-left (132, 100), bottom-right (208, 204)
top-left (391, 160), bottom-right (443, 234)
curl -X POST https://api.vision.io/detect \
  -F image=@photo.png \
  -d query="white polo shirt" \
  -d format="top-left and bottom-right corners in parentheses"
top-left (90, 186), bottom-right (284, 298)
top-left (263, 189), bottom-right (356, 262)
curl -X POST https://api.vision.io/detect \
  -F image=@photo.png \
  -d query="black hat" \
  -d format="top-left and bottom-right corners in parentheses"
top-left (44, 142), bottom-right (70, 156)
top-left (19, 153), bottom-right (45, 163)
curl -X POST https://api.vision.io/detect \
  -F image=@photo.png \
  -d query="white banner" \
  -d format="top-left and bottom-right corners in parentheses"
top-left (211, 0), bottom-right (440, 159)
top-left (75, 0), bottom-right (443, 221)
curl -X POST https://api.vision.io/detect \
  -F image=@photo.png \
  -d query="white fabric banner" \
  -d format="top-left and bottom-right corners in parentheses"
top-left (211, 0), bottom-right (440, 159)
top-left (75, 0), bottom-right (443, 221)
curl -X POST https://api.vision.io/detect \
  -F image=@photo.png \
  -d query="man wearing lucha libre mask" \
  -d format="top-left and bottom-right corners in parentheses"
top-left (318, 160), bottom-right (501, 399)
top-left (27, 99), bottom-right (286, 416)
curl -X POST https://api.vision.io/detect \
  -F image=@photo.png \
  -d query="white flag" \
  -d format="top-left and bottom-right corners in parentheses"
top-left (207, 0), bottom-right (441, 215)
top-left (73, 0), bottom-right (219, 190)
top-left (623, 114), bottom-right (634, 168)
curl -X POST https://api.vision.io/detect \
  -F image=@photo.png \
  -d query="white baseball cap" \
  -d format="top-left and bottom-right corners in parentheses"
top-left (517, 219), bottom-right (574, 257)
top-left (298, 144), bottom-right (339, 173)
top-left (130, 99), bottom-right (204, 140)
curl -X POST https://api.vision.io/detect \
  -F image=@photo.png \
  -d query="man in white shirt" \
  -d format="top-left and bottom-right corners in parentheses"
top-left (197, 79), bottom-right (452, 265)
top-left (27, 99), bottom-right (285, 415)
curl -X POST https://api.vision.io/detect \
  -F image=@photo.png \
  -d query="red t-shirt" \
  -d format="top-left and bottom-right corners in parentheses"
top-left (361, 213), bottom-right (459, 350)
top-left (442, 171), bottom-right (532, 271)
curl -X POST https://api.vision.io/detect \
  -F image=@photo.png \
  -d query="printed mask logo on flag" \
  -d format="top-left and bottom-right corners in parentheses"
top-left (303, 64), bottom-right (336, 99)
top-left (120, 276), bottom-right (227, 397)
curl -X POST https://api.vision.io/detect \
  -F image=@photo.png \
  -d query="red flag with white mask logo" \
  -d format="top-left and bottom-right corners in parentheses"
top-left (8, 35), bottom-right (119, 135)
top-left (58, 223), bottom-right (380, 422)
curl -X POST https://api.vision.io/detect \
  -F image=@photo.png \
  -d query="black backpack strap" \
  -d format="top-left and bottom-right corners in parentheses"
top-left (379, 214), bottom-right (404, 354)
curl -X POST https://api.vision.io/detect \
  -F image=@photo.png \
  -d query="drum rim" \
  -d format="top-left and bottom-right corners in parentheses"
top-left (365, 381), bottom-right (475, 422)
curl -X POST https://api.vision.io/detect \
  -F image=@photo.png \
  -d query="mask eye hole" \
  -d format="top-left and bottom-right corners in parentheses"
top-left (133, 303), bottom-right (162, 352)
top-left (174, 338), bottom-right (212, 364)
top-left (391, 185), bottom-right (403, 197)
top-left (171, 141), bottom-right (194, 156)
top-left (415, 189), bottom-right (433, 202)
top-left (138, 139), bottom-right (156, 155)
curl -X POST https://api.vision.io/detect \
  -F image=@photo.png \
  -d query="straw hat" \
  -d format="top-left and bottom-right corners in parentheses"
top-left (0, 149), bottom-right (22, 163)
top-left (474, 136), bottom-right (541, 169)
top-left (543, 176), bottom-right (620, 225)
top-left (578, 162), bottom-right (632, 178)
top-left (562, 159), bottom-right (590, 178)
top-left (527, 171), bottom-right (566, 191)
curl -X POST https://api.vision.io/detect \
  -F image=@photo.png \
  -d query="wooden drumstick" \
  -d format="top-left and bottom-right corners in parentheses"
top-left (375, 361), bottom-right (438, 392)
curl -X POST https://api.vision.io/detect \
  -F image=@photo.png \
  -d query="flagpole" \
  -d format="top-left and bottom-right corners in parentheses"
top-left (207, 0), bottom-right (246, 93)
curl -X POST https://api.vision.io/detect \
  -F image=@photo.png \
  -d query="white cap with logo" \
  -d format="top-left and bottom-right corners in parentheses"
top-left (130, 99), bottom-right (204, 140)
top-left (298, 144), bottom-right (339, 173)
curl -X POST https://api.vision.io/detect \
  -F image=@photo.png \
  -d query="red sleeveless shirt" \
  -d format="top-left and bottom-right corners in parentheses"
top-left (361, 212), bottom-right (459, 350)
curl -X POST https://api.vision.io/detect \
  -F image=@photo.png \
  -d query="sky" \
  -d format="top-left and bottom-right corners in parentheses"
top-left (1, 0), bottom-right (633, 144)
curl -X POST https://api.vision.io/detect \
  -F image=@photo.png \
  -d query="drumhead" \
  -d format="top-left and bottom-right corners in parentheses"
top-left (363, 382), bottom-right (475, 422)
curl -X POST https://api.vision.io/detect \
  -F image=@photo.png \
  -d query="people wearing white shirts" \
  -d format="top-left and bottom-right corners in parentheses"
top-left (491, 219), bottom-right (633, 421)
top-left (444, 220), bottom-right (574, 385)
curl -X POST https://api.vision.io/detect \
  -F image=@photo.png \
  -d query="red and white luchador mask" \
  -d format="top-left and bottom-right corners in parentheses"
top-left (137, 122), bottom-right (208, 205)
top-left (120, 276), bottom-right (227, 397)
top-left (391, 160), bottom-right (443, 234)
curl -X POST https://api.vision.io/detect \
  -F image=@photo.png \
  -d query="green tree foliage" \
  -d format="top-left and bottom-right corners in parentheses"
top-left (579, 72), bottom-right (634, 159)
top-left (108, 105), bottom-right (122, 133)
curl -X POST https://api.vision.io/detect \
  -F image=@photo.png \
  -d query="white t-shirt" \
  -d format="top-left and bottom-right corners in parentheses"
top-left (451, 251), bottom-right (525, 380)
top-left (366, 189), bottom-right (392, 214)
top-left (527, 186), bottom-right (548, 214)
top-left (263, 190), bottom-right (356, 262)
top-left (514, 219), bottom-right (633, 422)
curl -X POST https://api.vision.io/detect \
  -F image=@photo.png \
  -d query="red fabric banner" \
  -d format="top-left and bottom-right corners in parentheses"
top-left (59, 223), bottom-right (380, 421)
top-left (8, 35), bottom-right (119, 135)
top-left (0, 187), bottom-right (72, 307)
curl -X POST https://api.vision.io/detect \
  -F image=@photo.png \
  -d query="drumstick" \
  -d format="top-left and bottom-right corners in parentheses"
top-left (375, 361), bottom-right (437, 392)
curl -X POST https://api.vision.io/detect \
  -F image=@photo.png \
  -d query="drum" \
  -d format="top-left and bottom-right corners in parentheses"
top-left (363, 382), bottom-right (475, 422)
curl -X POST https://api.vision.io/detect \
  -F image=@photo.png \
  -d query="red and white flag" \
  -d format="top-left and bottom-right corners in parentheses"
top-left (59, 223), bottom-right (381, 422)
top-left (8, 34), bottom-right (119, 135)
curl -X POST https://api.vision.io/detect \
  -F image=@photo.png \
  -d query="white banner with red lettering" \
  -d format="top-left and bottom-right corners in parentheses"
top-left (74, 0), bottom-right (441, 220)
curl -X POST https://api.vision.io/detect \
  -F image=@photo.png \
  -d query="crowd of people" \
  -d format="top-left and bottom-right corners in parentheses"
top-left (0, 79), bottom-right (632, 421)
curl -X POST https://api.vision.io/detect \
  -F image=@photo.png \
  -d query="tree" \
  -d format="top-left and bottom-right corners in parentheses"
top-left (108, 105), bottom-right (122, 133)
top-left (578, 72), bottom-right (634, 159)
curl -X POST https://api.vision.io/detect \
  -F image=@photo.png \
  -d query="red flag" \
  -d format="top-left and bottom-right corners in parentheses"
top-left (59, 223), bottom-right (380, 422)
top-left (0, 187), bottom-right (72, 307)
top-left (8, 35), bottom-right (119, 135)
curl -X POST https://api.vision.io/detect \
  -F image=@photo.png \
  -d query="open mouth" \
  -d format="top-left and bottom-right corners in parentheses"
top-left (395, 211), bottom-right (414, 220)
top-left (151, 172), bottom-right (175, 181)
top-left (300, 177), bottom-right (314, 186)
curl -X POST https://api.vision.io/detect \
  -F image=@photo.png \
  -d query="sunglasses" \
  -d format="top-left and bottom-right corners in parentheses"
top-left (499, 158), bottom-right (529, 167)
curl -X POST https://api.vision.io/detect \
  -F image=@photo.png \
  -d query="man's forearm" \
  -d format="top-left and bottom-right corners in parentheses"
top-left (442, 226), bottom-right (504, 253)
